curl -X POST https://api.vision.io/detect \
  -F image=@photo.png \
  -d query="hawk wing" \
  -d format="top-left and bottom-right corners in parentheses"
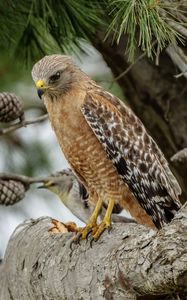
top-left (81, 90), bottom-right (181, 228)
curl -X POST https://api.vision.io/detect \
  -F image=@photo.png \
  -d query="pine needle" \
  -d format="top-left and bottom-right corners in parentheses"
top-left (105, 0), bottom-right (185, 61)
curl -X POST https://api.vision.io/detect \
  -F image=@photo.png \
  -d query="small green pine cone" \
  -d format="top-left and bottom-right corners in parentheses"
top-left (0, 180), bottom-right (26, 205)
top-left (0, 92), bottom-right (24, 123)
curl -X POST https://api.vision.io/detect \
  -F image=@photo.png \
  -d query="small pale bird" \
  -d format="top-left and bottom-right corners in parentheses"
top-left (39, 169), bottom-right (136, 225)
top-left (39, 169), bottom-right (91, 224)
top-left (32, 54), bottom-right (181, 240)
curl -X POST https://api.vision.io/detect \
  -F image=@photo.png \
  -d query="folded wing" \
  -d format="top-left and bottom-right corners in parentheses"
top-left (81, 90), bottom-right (181, 228)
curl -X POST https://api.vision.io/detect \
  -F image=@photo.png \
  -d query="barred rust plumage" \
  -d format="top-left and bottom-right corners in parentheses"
top-left (32, 54), bottom-right (182, 240)
top-left (0, 180), bottom-right (26, 205)
top-left (0, 92), bottom-right (24, 123)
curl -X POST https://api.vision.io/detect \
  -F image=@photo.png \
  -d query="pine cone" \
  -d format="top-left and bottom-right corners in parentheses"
top-left (0, 92), bottom-right (24, 123)
top-left (0, 180), bottom-right (26, 205)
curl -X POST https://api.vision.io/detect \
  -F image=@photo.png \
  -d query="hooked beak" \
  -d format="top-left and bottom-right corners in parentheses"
top-left (37, 184), bottom-right (45, 189)
top-left (37, 180), bottom-right (55, 189)
top-left (36, 79), bottom-right (46, 99)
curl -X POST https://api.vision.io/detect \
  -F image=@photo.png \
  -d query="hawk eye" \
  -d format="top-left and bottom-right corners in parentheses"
top-left (49, 71), bottom-right (61, 83)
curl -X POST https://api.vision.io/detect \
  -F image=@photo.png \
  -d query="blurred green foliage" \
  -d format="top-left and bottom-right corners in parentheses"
top-left (0, 54), bottom-right (29, 90)
top-left (0, 0), bottom-right (103, 65)
top-left (0, 0), bottom-right (185, 65)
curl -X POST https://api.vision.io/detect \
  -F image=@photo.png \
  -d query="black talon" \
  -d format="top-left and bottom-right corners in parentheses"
top-left (108, 225), bottom-right (112, 233)
top-left (87, 228), bottom-right (93, 239)
top-left (90, 236), bottom-right (95, 248)
top-left (69, 232), bottom-right (81, 250)
top-left (70, 239), bottom-right (75, 250)
top-left (69, 226), bottom-right (99, 249)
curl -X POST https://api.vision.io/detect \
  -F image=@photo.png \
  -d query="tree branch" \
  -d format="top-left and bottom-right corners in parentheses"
top-left (1, 204), bottom-right (187, 300)
top-left (0, 172), bottom-right (49, 185)
top-left (0, 114), bottom-right (48, 135)
top-left (171, 148), bottom-right (187, 164)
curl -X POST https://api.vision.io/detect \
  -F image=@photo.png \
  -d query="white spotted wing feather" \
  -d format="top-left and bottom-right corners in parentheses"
top-left (81, 90), bottom-right (181, 228)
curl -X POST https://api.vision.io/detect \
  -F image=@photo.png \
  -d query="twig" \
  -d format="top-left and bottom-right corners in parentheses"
top-left (159, 3), bottom-right (187, 38)
top-left (114, 41), bottom-right (158, 81)
top-left (174, 68), bottom-right (187, 78)
top-left (97, 40), bottom-right (158, 87)
top-left (167, 19), bottom-right (187, 38)
top-left (96, 51), bottom-right (148, 88)
top-left (0, 114), bottom-right (48, 135)
top-left (113, 51), bottom-right (148, 81)
top-left (0, 172), bottom-right (50, 184)
top-left (166, 44), bottom-right (187, 79)
top-left (170, 148), bottom-right (187, 163)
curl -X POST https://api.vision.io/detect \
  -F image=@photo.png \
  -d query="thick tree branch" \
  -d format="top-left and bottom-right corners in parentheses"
top-left (1, 204), bottom-right (187, 300)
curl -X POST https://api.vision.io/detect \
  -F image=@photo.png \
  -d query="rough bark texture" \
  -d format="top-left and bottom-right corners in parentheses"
top-left (1, 204), bottom-right (187, 300)
top-left (91, 32), bottom-right (187, 199)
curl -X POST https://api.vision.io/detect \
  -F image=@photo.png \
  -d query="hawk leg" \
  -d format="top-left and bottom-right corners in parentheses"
top-left (80, 197), bottom-right (103, 239)
top-left (92, 198), bottom-right (115, 241)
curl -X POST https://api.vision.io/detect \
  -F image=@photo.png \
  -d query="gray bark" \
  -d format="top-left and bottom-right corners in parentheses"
top-left (1, 204), bottom-right (187, 300)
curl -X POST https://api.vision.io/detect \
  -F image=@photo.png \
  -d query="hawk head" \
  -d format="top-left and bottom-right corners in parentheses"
top-left (31, 54), bottom-right (81, 100)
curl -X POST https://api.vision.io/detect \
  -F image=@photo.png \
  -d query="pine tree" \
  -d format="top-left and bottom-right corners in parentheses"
top-left (0, 0), bottom-right (187, 196)
top-left (0, 1), bottom-right (186, 63)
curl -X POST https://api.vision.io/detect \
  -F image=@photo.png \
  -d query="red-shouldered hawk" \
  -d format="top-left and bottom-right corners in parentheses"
top-left (32, 54), bottom-right (181, 240)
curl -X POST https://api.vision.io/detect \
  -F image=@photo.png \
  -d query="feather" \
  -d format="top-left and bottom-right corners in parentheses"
top-left (81, 90), bottom-right (181, 228)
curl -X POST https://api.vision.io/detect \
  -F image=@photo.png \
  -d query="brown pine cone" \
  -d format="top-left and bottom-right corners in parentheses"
top-left (0, 92), bottom-right (24, 123)
top-left (0, 180), bottom-right (26, 205)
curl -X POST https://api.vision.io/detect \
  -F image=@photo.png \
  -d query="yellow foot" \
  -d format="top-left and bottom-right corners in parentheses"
top-left (70, 198), bottom-right (115, 247)
top-left (73, 196), bottom-right (103, 241)
top-left (92, 198), bottom-right (115, 241)
top-left (78, 220), bottom-right (98, 239)
top-left (92, 219), bottom-right (112, 241)
top-left (49, 219), bottom-right (78, 234)
top-left (70, 222), bottom-right (98, 249)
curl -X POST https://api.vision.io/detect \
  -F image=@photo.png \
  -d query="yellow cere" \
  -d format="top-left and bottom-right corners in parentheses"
top-left (36, 79), bottom-right (46, 89)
